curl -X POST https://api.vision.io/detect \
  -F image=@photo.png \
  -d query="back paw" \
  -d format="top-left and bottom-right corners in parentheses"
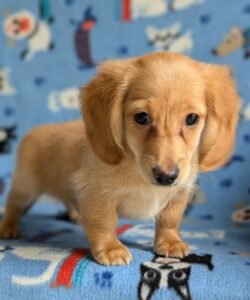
top-left (0, 223), bottom-right (20, 239)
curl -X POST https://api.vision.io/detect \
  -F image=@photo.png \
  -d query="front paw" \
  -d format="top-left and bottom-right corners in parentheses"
top-left (93, 243), bottom-right (132, 266)
top-left (155, 240), bottom-right (189, 258)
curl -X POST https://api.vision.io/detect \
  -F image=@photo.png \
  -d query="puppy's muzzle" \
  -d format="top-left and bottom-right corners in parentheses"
top-left (152, 165), bottom-right (179, 186)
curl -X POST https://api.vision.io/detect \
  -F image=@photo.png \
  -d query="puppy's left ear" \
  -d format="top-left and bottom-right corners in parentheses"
top-left (199, 65), bottom-right (241, 172)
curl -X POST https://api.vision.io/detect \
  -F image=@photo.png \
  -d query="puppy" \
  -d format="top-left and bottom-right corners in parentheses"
top-left (0, 52), bottom-right (240, 265)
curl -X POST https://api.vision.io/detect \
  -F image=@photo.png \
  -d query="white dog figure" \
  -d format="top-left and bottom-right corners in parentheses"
top-left (146, 23), bottom-right (193, 54)
top-left (242, 104), bottom-right (250, 120)
top-left (168, 31), bottom-right (193, 53)
top-left (169, 0), bottom-right (204, 11)
top-left (138, 254), bottom-right (213, 300)
top-left (3, 10), bottom-right (53, 60)
top-left (0, 68), bottom-right (16, 95)
top-left (147, 23), bottom-right (181, 50)
top-left (0, 246), bottom-right (10, 261)
top-left (131, 0), bottom-right (168, 19)
top-left (232, 205), bottom-right (250, 224)
top-left (48, 88), bottom-right (80, 112)
top-left (128, 0), bottom-right (203, 20)
top-left (10, 247), bottom-right (69, 285)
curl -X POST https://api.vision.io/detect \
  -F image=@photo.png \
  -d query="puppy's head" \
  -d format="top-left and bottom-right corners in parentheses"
top-left (81, 53), bottom-right (241, 186)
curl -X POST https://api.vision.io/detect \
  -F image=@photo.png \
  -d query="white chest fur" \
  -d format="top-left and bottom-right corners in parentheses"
top-left (74, 153), bottom-right (185, 221)
top-left (117, 184), bottom-right (174, 220)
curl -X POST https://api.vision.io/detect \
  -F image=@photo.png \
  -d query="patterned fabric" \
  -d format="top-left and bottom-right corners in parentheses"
top-left (0, 0), bottom-right (249, 299)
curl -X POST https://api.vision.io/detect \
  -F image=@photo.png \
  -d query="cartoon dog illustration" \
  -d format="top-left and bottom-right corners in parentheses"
top-left (0, 68), bottom-right (16, 95)
top-left (39, 0), bottom-right (54, 23)
top-left (48, 87), bottom-right (80, 112)
top-left (71, 7), bottom-right (97, 68)
top-left (212, 26), bottom-right (250, 58)
top-left (11, 247), bottom-right (70, 286)
top-left (131, 0), bottom-right (168, 20)
top-left (0, 126), bottom-right (16, 154)
top-left (242, 104), bottom-right (250, 121)
top-left (138, 254), bottom-right (214, 300)
top-left (0, 246), bottom-right (13, 261)
top-left (169, 0), bottom-right (204, 11)
top-left (0, 246), bottom-right (90, 287)
top-left (3, 4), bottom-right (54, 60)
top-left (117, 0), bottom-right (203, 21)
top-left (232, 205), bottom-right (250, 224)
top-left (146, 23), bottom-right (193, 54)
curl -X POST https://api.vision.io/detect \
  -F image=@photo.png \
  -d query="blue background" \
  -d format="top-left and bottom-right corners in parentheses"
top-left (0, 0), bottom-right (249, 299)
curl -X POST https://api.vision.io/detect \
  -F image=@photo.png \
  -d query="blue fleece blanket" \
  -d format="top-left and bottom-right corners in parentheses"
top-left (0, 0), bottom-right (250, 299)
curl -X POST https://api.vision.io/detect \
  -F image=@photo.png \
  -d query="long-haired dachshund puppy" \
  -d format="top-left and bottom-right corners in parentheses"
top-left (0, 52), bottom-right (241, 265)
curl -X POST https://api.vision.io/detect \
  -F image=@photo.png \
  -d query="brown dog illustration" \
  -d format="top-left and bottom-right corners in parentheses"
top-left (212, 26), bottom-right (250, 58)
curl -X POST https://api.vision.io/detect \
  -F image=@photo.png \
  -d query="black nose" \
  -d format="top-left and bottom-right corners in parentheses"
top-left (152, 165), bottom-right (179, 186)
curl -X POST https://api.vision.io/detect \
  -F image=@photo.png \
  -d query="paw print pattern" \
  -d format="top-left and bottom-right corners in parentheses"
top-left (244, 134), bottom-right (250, 143)
top-left (94, 271), bottom-right (113, 289)
top-left (200, 14), bottom-right (211, 25)
top-left (220, 178), bottom-right (233, 188)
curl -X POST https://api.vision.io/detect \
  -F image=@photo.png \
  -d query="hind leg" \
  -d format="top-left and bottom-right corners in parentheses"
top-left (65, 200), bottom-right (80, 224)
top-left (60, 195), bottom-right (80, 224)
top-left (0, 169), bottom-right (39, 239)
top-left (0, 192), bottom-right (36, 238)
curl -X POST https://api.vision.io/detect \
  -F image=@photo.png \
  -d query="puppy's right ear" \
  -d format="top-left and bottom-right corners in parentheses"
top-left (199, 65), bottom-right (241, 171)
top-left (80, 59), bottom-right (134, 164)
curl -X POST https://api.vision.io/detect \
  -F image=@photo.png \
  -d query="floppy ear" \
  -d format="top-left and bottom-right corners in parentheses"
top-left (199, 65), bottom-right (241, 172)
top-left (80, 59), bottom-right (133, 164)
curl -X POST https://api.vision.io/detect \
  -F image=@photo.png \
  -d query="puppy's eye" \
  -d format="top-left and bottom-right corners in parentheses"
top-left (134, 112), bottom-right (150, 125)
top-left (186, 113), bottom-right (199, 127)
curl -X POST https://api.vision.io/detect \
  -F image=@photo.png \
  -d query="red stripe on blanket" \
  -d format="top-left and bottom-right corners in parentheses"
top-left (51, 248), bottom-right (89, 288)
top-left (116, 224), bottom-right (133, 235)
top-left (121, 0), bottom-right (131, 22)
top-left (52, 224), bottom-right (132, 288)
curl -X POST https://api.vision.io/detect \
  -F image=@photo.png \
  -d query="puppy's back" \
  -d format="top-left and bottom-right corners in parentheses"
top-left (15, 120), bottom-right (87, 199)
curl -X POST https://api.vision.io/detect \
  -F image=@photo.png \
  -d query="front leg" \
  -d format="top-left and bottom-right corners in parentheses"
top-left (154, 189), bottom-right (190, 258)
top-left (80, 196), bottom-right (132, 266)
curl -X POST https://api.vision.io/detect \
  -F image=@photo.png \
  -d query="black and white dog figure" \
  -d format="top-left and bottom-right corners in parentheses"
top-left (0, 126), bottom-right (17, 154)
top-left (4, 0), bottom-right (54, 60)
top-left (0, 68), bottom-right (16, 96)
top-left (138, 254), bottom-right (214, 300)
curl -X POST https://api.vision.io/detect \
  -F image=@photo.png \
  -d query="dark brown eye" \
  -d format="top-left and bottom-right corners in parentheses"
top-left (186, 113), bottom-right (199, 127)
top-left (134, 112), bottom-right (150, 125)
